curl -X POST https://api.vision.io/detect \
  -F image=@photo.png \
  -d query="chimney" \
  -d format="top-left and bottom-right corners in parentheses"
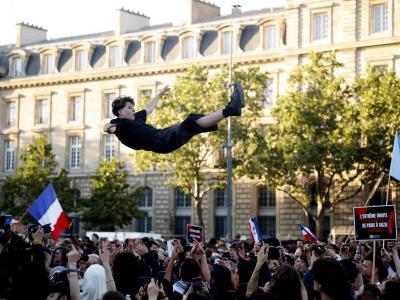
top-left (16, 23), bottom-right (47, 47)
top-left (232, 4), bottom-right (242, 16)
top-left (116, 8), bottom-right (150, 35)
top-left (186, 0), bottom-right (220, 24)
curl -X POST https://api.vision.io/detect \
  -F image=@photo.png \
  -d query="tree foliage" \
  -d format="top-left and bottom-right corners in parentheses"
top-left (356, 69), bottom-right (400, 180)
top-left (261, 52), bottom-right (368, 238)
top-left (80, 159), bottom-right (144, 231)
top-left (134, 64), bottom-right (268, 227)
top-left (1, 137), bottom-right (76, 218)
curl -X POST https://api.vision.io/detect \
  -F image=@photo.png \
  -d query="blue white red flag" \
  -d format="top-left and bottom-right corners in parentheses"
top-left (5, 216), bottom-right (19, 225)
top-left (249, 217), bottom-right (263, 243)
top-left (297, 224), bottom-right (319, 245)
top-left (28, 184), bottom-right (69, 240)
top-left (389, 132), bottom-right (400, 182)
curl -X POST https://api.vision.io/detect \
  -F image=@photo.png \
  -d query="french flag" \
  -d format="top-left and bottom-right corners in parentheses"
top-left (28, 184), bottom-right (69, 241)
top-left (5, 216), bottom-right (19, 225)
top-left (297, 224), bottom-right (319, 245)
top-left (249, 217), bottom-right (263, 243)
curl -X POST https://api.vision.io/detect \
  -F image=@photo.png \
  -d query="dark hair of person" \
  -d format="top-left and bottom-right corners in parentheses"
top-left (112, 252), bottom-right (146, 296)
top-left (312, 258), bottom-right (352, 300)
top-left (237, 257), bottom-right (256, 284)
top-left (339, 259), bottom-right (358, 284)
top-left (102, 290), bottom-right (125, 300)
top-left (268, 264), bottom-right (302, 300)
top-left (356, 283), bottom-right (381, 300)
top-left (381, 281), bottom-right (400, 300)
top-left (50, 246), bottom-right (68, 268)
top-left (187, 290), bottom-right (212, 300)
top-left (112, 96), bottom-right (134, 117)
top-left (211, 264), bottom-right (233, 290)
top-left (180, 258), bottom-right (201, 282)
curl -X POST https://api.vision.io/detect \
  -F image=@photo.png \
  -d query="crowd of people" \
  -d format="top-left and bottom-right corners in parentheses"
top-left (0, 222), bottom-right (400, 300)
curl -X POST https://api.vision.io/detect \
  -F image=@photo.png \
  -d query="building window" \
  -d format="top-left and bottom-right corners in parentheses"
top-left (4, 140), bottom-right (16, 171)
top-left (137, 217), bottom-right (152, 232)
top-left (175, 188), bottom-right (191, 207)
top-left (43, 54), bottom-right (53, 74)
top-left (6, 102), bottom-right (16, 127)
top-left (312, 12), bottom-right (328, 41)
top-left (69, 96), bottom-right (81, 122)
top-left (144, 41), bottom-right (156, 63)
top-left (182, 36), bottom-right (195, 59)
top-left (104, 93), bottom-right (116, 119)
top-left (221, 31), bottom-right (232, 55)
top-left (139, 89), bottom-right (152, 102)
top-left (215, 216), bottom-right (226, 238)
top-left (75, 49), bottom-right (86, 71)
top-left (37, 99), bottom-right (49, 124)
top-left (11, 57), bottom-right (22, 78)
top-left (139, 187), bottom-right (153, 207)
top-left (372, 3), bottom-right (388, 33)
top-left (214, 188), bottom-right (226, 207)
top-left (110, 46), bottom-right (120, 67)
top-left (258, 216), bottom-right (276, 238)
top-left (372, 64), bottom-right (388, 73)
top-left (258, 186), bottom-right (276, 207)
top-left (264, 25), bottom-right (277, 49)
top-left (264, 78), bottom-right (275, 106)
top-left (69, 136), bottom-right (81, 169)
top-left (174, 216), bottom-right (191, 235)
top-left (104, 135), bottom-right (116, 162)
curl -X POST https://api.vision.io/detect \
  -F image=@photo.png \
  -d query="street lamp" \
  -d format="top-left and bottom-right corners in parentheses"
top-left (226, 4), bottom-right (241, 241)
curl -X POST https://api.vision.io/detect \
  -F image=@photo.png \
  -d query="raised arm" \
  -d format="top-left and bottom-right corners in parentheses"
top-left (246, 244), bottom-right (268, 298)
top-left (144, 86), bottom-right (170, 116)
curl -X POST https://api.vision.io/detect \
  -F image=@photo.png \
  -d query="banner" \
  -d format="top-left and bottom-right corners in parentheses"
top-left (186, 224), bottom-right (204, 243)
top-left (353, 205), bottom-right (397, 241)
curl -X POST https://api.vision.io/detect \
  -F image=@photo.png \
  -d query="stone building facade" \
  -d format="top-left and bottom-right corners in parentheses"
top-left (1, 0), bottom-right (400, 240)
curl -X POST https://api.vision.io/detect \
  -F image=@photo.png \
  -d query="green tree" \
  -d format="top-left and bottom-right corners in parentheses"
top-left (356, 68), bottom-right (400, 187)
top-left (260, 52), bottom-right (368, 239)
top-left (1, 137), bottom-right (76, 218)
top-left (134, 64), bottom-right (268, 227)
top-left (80, 158), bottom-right (144, 231)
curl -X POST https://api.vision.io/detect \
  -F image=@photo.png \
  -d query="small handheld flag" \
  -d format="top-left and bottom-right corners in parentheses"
top-left (28, 184), bottom-right (69, 241)
top-left (5, 216), bottom-right (19, 225)
top-left (297, 224), bottom-right (319, 245)
top-left (249, 217), bottom-right (263, 243)
top-left (389, 132), bottom-right (400, 181)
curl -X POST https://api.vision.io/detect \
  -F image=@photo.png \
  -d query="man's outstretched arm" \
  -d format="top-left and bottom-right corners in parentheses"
top-left (144, 85), bottom-right (170, 116)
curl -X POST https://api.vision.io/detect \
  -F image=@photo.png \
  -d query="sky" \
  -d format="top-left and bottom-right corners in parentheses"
top-left (0, 0), bottom-right (287, 46)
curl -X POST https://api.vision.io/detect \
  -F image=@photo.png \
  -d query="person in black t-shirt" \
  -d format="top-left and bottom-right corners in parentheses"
top-left (103, 82), bottom-right (245, 154)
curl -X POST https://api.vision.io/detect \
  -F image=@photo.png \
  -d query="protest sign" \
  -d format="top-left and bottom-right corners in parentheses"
top-left (186, 224), bottom-right (204, 243)
top-left (353, 205), bottom-right (397, 241)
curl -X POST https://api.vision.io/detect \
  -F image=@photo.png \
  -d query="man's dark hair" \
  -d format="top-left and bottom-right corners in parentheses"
top-left (180, 258), bottom-right (200, 282)
top-left (312, 258), bottom-right (352, 300)
top-left (102, 291), bottom-right (125, 300)
top-left (112, 96), bottom-right (134, 117)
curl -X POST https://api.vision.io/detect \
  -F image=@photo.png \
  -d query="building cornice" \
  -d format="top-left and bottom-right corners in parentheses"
top-left (0, 54), bottom-right (283, 90)
top-left (1, 37), bottom-right (400, 90)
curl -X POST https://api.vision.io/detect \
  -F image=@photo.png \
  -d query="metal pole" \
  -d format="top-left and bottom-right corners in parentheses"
top-left (226, 4), bottom-right (240, 241)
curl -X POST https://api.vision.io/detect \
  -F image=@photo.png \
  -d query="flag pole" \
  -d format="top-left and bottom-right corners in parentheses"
top-left (372, 240), bottom-right (376, 284)
top-left (18, 209), bottom-right (29, 222)
top-left (385, 171), bottom-right (391, 206)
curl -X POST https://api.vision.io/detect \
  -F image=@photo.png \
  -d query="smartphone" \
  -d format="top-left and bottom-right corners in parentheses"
top-left (167, 240), bottom-right (173, 257)
top-left (156, 271), bottom-right (166, 284)
top-left (192, 277), bottom-right (203, 291)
